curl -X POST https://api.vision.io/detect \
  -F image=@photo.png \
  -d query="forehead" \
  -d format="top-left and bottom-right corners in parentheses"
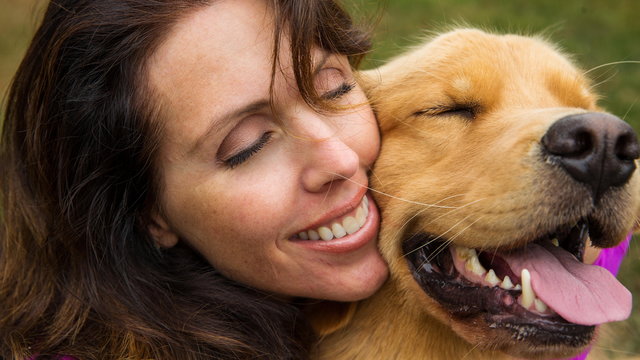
top-left (145, 0), bottom-right (281, 154)
top-left (147, 0), bottom-right (275, 99)
top-left (376, 30), bottom-right (593, 111)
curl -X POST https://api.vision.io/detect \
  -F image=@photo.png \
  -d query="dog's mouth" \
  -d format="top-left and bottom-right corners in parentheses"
top-left (404, 217), bottom-right (631, 347)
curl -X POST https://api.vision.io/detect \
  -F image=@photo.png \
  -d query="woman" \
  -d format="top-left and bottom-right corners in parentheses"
top-left (0, 0), bottom-right (387, 359)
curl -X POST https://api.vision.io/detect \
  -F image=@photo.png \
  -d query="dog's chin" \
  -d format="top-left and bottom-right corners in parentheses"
top-left (401, 217), bottom-right (616, 359)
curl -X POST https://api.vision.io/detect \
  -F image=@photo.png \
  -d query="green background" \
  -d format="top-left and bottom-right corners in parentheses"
top-left (1, 0), bottom-right (639, 357)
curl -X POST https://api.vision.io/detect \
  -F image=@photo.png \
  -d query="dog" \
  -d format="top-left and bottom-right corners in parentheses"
top-left (311, 29), bottom-right (640, 359)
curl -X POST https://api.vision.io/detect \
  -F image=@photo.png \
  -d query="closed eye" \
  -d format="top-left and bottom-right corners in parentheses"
top-left (413, 104), bottom-right (478, 120)
top-left (321, 82), bottom-right (356, 100)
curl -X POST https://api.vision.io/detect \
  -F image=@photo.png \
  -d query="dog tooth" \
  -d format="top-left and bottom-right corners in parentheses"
top-left (485, 269), bottom-right (500, 286)
top-left (455, 246), bottom-right (477, 261)
top-left (465, 255), bottom-right (486, 276)
top-left (298, 232), bottom-right (309, 240)
top-left (500, 276), bottom-right (514, 290)
top-left (534, 299), bottom-right (548, 313)
top-left (514, 284), bottom-right (522, 291)
top-left (308, 230), bottom-right (320, 241)
top-left (520, 269), bottom-right (534, 309)
top-left (551, 238), bottom-right (559, 247)
top-left (318, 227), bottom-right (334, 241)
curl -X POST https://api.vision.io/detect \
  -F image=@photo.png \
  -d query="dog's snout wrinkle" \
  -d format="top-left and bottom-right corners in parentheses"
top-left (541, 113), bottom-right (639, 203)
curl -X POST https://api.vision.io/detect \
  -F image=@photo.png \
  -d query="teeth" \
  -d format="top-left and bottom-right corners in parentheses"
top-left (318, 226), bottom-right (334, 241)
top-left (500, 276), bottom-right (514, 290)
top-left (455, 246), bottom-right (477, 261)
top-left (356, 207), bottom-right (366, 227)
top-left (551, 238), bottom-right (559, 247)
top-left (452, 249), bottom-right (552, 315)
top-left (534, 298), bottom-right (548, 313)
top-left (342, 217), bottom-right (360, 234)
top-left (465, 254), bottom-right (486, 276)
top-left (520, 269), bottom-right (534, 309)
top-left (297, 196), bottom-right (369, 241)
top-left (331, 223), bottom-right (347, 238)
top-left (308, 230), bottom-right (320, 240)
top-left (485, 269), bottom-right (500, 286)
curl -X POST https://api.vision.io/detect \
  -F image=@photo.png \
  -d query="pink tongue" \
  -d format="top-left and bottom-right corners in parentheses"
top-left (501, 243), bottom-right (631, 326)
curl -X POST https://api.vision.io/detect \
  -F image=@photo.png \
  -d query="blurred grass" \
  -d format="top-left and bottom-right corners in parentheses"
top-left (0, 0), bottom-right (45, 100)
top-left (1, 0), bottom-right (639, 358)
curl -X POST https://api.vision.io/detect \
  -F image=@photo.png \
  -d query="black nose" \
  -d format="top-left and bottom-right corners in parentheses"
top-left (541, 113), bottom-right (639, 203)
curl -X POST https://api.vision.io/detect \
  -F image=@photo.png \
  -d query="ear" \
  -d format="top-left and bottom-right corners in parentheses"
top-left (302, 301), bottom-right (358, 336)
top-left (147, 211), bottom-right (179, 248)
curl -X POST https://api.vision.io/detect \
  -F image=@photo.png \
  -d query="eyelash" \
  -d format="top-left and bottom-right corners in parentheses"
top-left (322, 82), bottom-right (356, 100)
top-left (223, 131), bottom-right (273, 169)
top-left (413, 104), bottom-right (478, 119)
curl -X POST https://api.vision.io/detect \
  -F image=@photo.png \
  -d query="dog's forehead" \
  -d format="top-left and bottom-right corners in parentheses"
top-left (370, 29), bottom-right (594, 110)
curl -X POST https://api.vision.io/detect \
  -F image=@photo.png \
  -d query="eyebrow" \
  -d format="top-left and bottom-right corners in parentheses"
top-left (188, 99), bottom-right (269, 156)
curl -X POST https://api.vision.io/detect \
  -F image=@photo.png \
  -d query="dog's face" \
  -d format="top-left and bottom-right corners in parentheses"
top-left (364, 29), bottom-right (640, 358)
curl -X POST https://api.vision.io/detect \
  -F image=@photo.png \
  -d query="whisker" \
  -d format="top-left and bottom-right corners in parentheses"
top-left (426, 239), bottom-right (454, 264)
top-left (327, 172), bottom-right (464, 209)
top-left (590, 70), bottom-right (619, 90)
top-left (388, 195), bottom-right (481, 249)
top-left (462, 340), bottom-right (483, 359)
top-left (404, 211), bottom-right (478, 257)
top-left (426, 215), bottom-right (486, 263)
top-left (391, 206), bottom-right (430, 248)
top-left (419, 198), bottom-right (486, 228)
top-left (621, 98), bottom-right (638, 122)
top-left (368, 168), bottom-right (385, 190)
top-left (584, 60), bottom-right (640, 75)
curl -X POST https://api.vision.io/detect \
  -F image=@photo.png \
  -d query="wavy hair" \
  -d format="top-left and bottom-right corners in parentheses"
top-left (0, 0), bottom-right (371, 359)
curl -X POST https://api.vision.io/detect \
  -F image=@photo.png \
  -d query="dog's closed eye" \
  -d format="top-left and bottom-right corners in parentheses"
top-left (413, 104), bottom-right (478, 120)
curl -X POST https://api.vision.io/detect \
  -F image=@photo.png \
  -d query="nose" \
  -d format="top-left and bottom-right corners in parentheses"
top-left (301, 135), bottom-right (361, 193)
top-left (541, 112), bottom-right (639, 203)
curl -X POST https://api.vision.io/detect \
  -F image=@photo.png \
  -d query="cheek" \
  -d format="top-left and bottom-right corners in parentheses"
top-left (162, 170), bottom-right (294, 258)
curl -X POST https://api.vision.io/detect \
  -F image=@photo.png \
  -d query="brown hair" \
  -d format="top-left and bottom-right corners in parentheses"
top-left (0, 0), bottom-right (371, 359)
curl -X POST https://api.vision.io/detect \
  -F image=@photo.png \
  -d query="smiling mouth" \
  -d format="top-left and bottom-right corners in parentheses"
top-left (294, 196), bottom-right (370, 241)
top-left (403, 217), bottom-right (631, 347)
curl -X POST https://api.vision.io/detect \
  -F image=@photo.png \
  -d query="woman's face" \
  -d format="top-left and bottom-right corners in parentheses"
top-left (147, 0), bottom-right (387, 301)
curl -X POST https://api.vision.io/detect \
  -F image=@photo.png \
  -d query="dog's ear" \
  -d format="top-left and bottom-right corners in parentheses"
top-left (302, 301), bottom-right (358, 336)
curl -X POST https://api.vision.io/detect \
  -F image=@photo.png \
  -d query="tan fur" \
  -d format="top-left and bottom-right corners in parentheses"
top-left (313, 29), bottom-right (640, 360)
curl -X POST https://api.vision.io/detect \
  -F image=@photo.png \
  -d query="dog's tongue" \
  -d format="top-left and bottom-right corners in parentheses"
top-left (501, 243), bottom-right (631, 326)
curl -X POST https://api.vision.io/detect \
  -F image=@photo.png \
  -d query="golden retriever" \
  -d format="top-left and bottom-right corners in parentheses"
top-left (312, 29), bottom-right (640, 360)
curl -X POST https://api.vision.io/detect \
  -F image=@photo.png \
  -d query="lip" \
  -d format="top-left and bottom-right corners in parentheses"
top-left (297, 187), bottom-right (369, 233)
top-left (291, 192), bottom-right (380, 254)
